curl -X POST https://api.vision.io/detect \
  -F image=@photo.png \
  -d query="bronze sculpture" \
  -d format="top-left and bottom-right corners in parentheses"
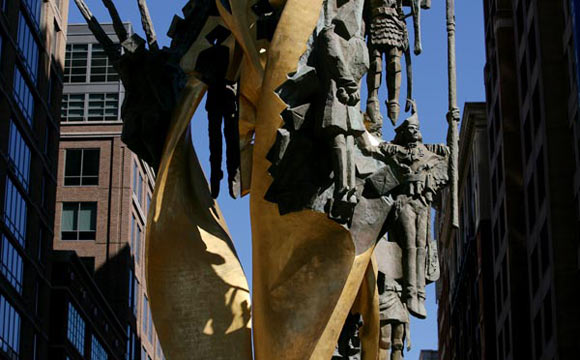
top-left (374, 109), bottom-right (452, 318)
top-left (365, 0), bottom-right (427, 129)
top-left (70, 0), bottom-right (461, 358)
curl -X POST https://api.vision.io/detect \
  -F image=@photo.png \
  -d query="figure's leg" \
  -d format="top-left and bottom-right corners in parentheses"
top-left (223, 91), bottom-right (241, 198)
top-left (208, 90), bottom-right (224, 199)
top-left (391, 323), bottom-right (405, 360)
top-left (331, 133), bottom-right (348, 200)
top-left (379, 321), bottom-right (391, 360)
top-left (414, 204), bottom-right (429, 318)
top-left (386, 47), bottom-right (403, 125)
top-left (395, 202), bottom-right (419, 315)
top-left (346, 134), bottom-right (357, 203)
top-left (366, 47), bottom-right (384, 136)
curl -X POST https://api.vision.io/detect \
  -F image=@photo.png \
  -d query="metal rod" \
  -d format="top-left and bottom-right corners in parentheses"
top-left (446, 0), bottom-right (459, 228)
top-left (72, 0), bottom-right (121, 64)
top-left (136, 0), bottom-right (159, 50)
top-left (101, 0), bottom-right (129, 42)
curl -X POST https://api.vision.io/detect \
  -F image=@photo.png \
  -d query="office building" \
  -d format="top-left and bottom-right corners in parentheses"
top-left (438, 0), bottom-right (580, 359)
top-left (54, 23), bottom-right (164, 360)
top-left (0, 0), bottom-right (68, 358)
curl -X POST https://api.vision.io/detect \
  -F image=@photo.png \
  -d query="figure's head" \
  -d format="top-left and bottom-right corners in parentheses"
top-left (393, 112), bottom-right (422, 145)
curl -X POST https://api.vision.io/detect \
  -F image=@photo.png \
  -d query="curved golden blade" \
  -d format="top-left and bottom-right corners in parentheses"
top-left (249, 0), bottom-right (379, 358)
top-left (146, 77), bottom-right (252, 360)
top-left (216, 0), bottom-right (265, 79)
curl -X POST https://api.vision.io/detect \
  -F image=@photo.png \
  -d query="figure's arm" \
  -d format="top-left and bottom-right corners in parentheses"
top-left (425, 144), bottom-right (450, 157)
top-left (409, 0), bottom-right (422, 55)
top-left (319, 27), bottom-right (360, 106)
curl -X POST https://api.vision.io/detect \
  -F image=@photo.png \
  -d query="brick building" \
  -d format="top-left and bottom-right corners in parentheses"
top-left (437, 0), bottom-right (580, 359)
top-left (54, 23), bottom-right (163, 360)
top-left (436, 103), bottom-right (494, 360)
top-left (0, 0), bottom-right (68, 358)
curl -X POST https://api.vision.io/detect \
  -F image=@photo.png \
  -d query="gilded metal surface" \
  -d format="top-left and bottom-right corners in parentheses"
top-left (250, 1), bottom-right (380, 358)
top-left (146, 1), bottom-right (384, 358)
top-left (145, 77), bottom-right (252, 360)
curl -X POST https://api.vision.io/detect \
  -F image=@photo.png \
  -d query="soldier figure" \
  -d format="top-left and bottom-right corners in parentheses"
top-left (365, 0), bottom-right (424, 129)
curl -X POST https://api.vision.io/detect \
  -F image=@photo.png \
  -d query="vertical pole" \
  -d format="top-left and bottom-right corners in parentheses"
top-left (446, 0), bottom-right (460, 228)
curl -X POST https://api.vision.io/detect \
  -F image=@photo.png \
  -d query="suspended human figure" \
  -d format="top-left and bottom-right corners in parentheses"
top-left (196, 30), bottom-right (241, 199)
top-left (365, 0), bottom-right (428, 129)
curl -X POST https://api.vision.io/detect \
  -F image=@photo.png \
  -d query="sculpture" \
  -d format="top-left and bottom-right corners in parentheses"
top-left (377, 273), bottom-right (409, 360)
top-left (372, 108), bottom-right (452, 318)
top-left (70, 0), bottom-right (462, 359)
top-left (365, 0), bottom-right (429, 129)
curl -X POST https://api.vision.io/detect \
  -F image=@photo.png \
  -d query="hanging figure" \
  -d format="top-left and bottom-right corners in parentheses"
top-left (365, 0), bottom-right (425, 129)
top-left (197, 31), bottom-right (241, 199)
top-left (315, 0), bottom-right (369, 223)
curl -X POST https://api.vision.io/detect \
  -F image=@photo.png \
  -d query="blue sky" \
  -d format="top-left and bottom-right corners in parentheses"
top-left (69, 1), bottom-right (486, 358)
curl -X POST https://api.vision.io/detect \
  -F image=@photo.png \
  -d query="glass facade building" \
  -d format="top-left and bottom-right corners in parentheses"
top-left (0, 0), bottom-right (68, 358)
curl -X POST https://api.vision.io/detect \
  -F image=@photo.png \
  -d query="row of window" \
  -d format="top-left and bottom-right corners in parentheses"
top-left (3, 178), bottom-right (27, 246)
top-left (8, 121), bottom-right (31, 191)
top-left (17, 12), bottom-right (39, 84)
top-left (0, 295), bottom-right (20, 358)
top-left (67, 302), bottom-right (110, 360)
top-left (61, 93), bottom-right (120, 122)
top-left (64, 43), bottom-right (118, 83)
top-left (0, 234), bottom-right (23, 295)
top-left (13, 67), bottom-right (35, 125)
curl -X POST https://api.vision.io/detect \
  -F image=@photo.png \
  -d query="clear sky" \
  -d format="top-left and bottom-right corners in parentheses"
top-left (69, 1), bottom-right (486, 358)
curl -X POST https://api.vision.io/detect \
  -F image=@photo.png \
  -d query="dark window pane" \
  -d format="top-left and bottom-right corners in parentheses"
top-left (65, 150), bottom-right (81, 177)
top-left (82, 150), bottom-right (99, 177)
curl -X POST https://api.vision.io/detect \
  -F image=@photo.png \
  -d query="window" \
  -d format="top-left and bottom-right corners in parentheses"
top-left (61, 94), bottom-right (85, 122)
top-left (17, 13), bottom-right (39, 83)
top-left (0, 234), bottom-right (23, 294)
top-left (64, 44), bottom-right (88, 83)
top-left (23, 0), bottom-right (41, 27)
top-left (131, 216), bottom-right (142, 265)
top-left (134, 279), bottom-right (140, 317)
top-left (146, 194), bottom-right (151, 215)
top-left (61, 202), bottom-right (97, 240)
top-left (88, 93), bottom-right (119, 121)
top-left (61, 93), bottom-right (119, 122)
top-left (0, 295), bottom-right (21, 357)
top-left (3, 178), bottom-right (27, 246)
top-left (133, 162), bottom-right (143, 205)
top-left (91, 335), bottom-right (107, 360)
top-left (67, 303), bottom-right (85, 355)
top-left (90, 44), bottom-right (118, 82)
top-left (13, 67), bottom-right (35, 124)
top-left (126, 326), bottom-right (135, 360)
top-left (128, 268), bottom-right (139, 316)
top-left (142, 295), bottom-right (152, 343)
top-left (64, 149), bottom-right (100, 186)
top-left (8, 121), bottom-right (31, 190)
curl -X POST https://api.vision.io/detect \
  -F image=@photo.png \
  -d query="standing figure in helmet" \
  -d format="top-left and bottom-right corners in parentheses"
top-left (365, 0), bottom-right (425, 130)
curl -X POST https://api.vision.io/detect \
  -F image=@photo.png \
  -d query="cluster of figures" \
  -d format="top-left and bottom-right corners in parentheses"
top-left (265, 0), bottom-right (458, 359)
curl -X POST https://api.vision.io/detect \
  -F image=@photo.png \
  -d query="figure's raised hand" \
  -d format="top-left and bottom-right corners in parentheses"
top-left (446, 107), bottom-right (460, 123)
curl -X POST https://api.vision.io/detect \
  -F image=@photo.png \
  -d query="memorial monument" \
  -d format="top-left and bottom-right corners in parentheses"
top-left (71, 0), bottom-right (460, 359)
